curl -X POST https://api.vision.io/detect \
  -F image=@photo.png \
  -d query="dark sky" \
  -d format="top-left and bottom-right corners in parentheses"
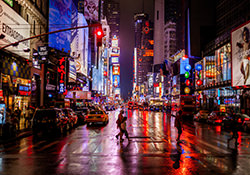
top-left (119, 0), bottom-right (154, 100)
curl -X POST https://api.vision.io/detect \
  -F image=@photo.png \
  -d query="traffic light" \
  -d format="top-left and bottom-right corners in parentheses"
top-left (95, 28), bottom-right (104, 47)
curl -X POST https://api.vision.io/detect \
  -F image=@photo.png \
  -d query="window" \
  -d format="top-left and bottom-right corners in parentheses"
top-left (157, 11), bottom-right (159, 20)
top-left (33, 21), bottom-right (36, 35)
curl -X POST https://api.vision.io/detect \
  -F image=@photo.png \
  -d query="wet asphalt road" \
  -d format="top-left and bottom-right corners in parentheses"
top-left (0, 109), bottom-right (250, 175)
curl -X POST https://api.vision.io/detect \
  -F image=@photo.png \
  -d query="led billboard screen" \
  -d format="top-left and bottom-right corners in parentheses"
top-left (232, 21), bottom-right (250, 87)
top-left (113, 75), bottom-right (120, 87)
top-left (49, 0), bottom-right (72, 53)
top-left (112, 65), bottom-right (120, 75)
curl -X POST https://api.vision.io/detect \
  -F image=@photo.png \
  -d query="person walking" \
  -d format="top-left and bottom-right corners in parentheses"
top-left (175, 110), bottom-right (183, 142)
top-left (115, 110), bottom-right (124, 140)
top-left (120, 117), bottom-right (129, 142)
top-left (227, 113), bottom-right (239, 149)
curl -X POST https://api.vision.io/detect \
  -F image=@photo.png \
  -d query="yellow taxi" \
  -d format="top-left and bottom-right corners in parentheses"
top-left (85, 108), bottom-right (109, 125)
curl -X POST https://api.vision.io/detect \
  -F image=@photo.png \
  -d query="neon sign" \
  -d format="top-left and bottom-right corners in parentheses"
top-left (58, 57), bottom-right (66, 93)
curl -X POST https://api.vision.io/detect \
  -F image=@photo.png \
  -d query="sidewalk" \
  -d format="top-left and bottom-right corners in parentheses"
top-left (0, 117), bottom-right (33, 144)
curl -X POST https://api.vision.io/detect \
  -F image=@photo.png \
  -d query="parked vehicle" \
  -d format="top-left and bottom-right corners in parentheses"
top-left (62, 108), bottom-right (78, 128)
top-left (222, 113), bottom-right (250, 132)
top-left (207, 111), bottom-right (229, 125)
top-left (32, 108), bottom-right (66, 136)
top-left (85, 108), bottom-right (109, 125)
top-left (75, 107), bottom-right (88, 125)
top-left (194, 110), bottom-right (210, 122)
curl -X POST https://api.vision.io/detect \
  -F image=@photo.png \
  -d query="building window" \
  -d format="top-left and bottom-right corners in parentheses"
top-left (33, 20), bottom-right (36, 35)
top-left (157, 11), bottom-right (159, 20)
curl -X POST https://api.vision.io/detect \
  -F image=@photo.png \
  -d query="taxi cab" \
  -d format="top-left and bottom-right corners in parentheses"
top-left (85, 108), bottom-right (109, 125)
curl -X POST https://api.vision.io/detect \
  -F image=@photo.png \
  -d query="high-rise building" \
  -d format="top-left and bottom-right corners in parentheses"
top-left (134, 13), bottom-right (154, 88)
top-left (103, 0), bottom-right (120, 41)
top-left (154, 0), bottom-right (165, 65)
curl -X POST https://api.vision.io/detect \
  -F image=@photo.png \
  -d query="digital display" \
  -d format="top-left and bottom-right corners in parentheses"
top-left (111, 57), bottom-right (119, 63)
top-left (113, 75), bottom-right (120, 87)
top-left (112, 65), bottom-right (120, 75)
top-left (49, 0), bottom-right (72, 53)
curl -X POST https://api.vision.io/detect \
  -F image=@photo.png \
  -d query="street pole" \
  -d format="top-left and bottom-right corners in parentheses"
top-left (0, 24), bottom-right (101, 50)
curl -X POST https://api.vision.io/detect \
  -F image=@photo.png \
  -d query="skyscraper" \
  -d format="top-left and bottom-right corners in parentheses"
top-left (103, 0), bottom-right (120, 41)
top-left (134, 13), bottom-right (154, 87)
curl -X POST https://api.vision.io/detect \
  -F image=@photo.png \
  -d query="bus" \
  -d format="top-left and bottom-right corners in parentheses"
top-left (172, 95), bottom-right (196, 117)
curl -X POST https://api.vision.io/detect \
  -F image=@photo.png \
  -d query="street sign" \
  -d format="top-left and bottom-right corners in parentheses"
top-left (38, 46), bottom-right (48, 56)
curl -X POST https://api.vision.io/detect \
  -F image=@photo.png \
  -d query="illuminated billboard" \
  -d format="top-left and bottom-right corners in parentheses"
top-left (231, 21), bottom-right (250, 87)
top-left (84, 0), bottom-right (99, 21)
top-left (0, 1), bottom-right (30, 59)
top-left (49, 0), bottom-right (72, 53)
top-left (111, 47), bottom-right (120, 56)
top-left (113, 65), bottom-right (120, 75)
top-left (113, 75), bottom-right (120, 87)
top-left (111, 57), bottom-right (119, 64)
top-left (112, 35), bottom-right (118, 47)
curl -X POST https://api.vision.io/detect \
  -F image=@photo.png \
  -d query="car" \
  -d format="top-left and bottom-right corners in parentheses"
top-left (75, 107), bottom-right (88, 125)
top-left (207, 111), bottom-right (229, 125)
top-left (222, 113), bottom-right (250, 132)
top-left (62, 108), bottom-right (78, 128)
top-left (85, 108), bottom-right (109, 125)
top-left (194, 110), bottom-right (210, 122)
top-left (128, 101), bottom-right (134, 110)
top-left (31, 108), bottom-right (66, 136)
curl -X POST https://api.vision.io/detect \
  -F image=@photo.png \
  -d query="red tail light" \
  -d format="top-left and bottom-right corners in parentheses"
top-left (86, 116), bottom-right (88, 119)
top-left (181, 102), bottom-right (185, 105)
top-left (215, 120), bottom-right (222, 123)
top-left (245, 118), bottom-right (250, 121)
top-left (100, 115), bottom-right (104, 118)
top-left (238, 118), bottom-right (241, 123)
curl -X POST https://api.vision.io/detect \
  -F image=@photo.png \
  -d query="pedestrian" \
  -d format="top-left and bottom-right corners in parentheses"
top-left (120, 117), bottom-right (129, 142)
top-left (24, 106), bottom-right (30, 128)
top-left (115, 109), bottom-right (124, 140)
top-left (16, 108), bottom-right (21, 131)
top-left (174, 110), bottom-right (183, 142)
top-left (227, 114), bottom-right (239, 149)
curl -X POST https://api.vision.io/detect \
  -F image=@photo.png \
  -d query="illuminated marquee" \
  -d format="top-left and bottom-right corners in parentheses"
top-left (58, 57), bottom-right (66, 93)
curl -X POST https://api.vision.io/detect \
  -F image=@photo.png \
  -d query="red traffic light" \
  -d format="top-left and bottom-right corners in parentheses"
top-left (95, 28), bottom-right (104, 37)
top-left (95, 28), bottom-right (104, 47)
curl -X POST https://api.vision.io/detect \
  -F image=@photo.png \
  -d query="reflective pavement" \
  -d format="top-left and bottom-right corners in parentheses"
top-left (0, 109), bottom-right (250, 175)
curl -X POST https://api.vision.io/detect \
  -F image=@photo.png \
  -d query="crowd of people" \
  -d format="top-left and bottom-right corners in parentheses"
top-left (2, 106), bottom-right (35, 137)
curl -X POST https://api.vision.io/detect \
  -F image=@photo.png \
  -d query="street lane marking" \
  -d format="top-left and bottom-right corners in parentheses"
top-left (36, 141), bottom-right (60, 152)
top-left (19, 141), bottom-right (46, 153)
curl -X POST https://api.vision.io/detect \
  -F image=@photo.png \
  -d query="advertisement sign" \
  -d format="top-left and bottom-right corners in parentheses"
top-left (113, 75), bottom-right (120, 87)
top-left (114, 88), bottom-right (120, 95)
top-left (111, 57), bottom-right (119, 64)
top-left (111, 47), bottom-right (120, 56)
top-left (58, 57), bottom-right (66, 93)
top-left (49, 0), bottom-right (72, 53)
top-left (112, 65), bottom-right (120, 75)
top-left (73, 13), bottom-right (88, 76)
top-left (0, 103), bottom-right (6, 124)
top-left (180, 58), bottom-right (190, 74)
top-left (69, 60), bottom-right (76, 81)
top-left (112, 36), bottom-right (118, 47)
top-left (84, 0), bottom-right (99, 21)
top-left (0, 1), bottom-right (30, 59)
top-left (18, 85), bottom-right (31, 96)
top-left (232, 21), bottom-right (250, 87)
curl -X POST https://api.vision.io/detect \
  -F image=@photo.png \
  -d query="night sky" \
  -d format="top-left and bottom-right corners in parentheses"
top-left (119, 0), bottom-right (154, 100)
